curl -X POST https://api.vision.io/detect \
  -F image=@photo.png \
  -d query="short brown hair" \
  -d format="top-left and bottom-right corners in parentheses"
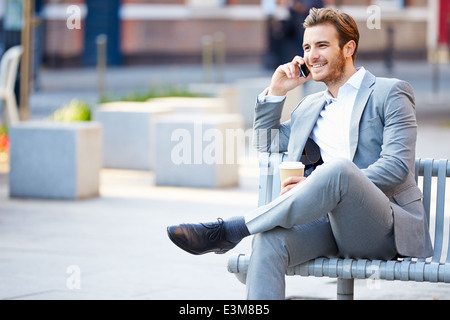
top-left (303, 8), bottom-right (360, 62)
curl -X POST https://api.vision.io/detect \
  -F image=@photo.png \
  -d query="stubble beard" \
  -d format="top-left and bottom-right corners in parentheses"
top-left (320, 50), bottom-right (347, 91)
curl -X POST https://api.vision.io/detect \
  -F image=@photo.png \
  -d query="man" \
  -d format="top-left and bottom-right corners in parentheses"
top-left (167, 8), bottom-right (433, 299)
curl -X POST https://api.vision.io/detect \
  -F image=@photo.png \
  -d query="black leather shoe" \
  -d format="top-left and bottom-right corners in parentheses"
top-left (167, 218), bottom-right (239, 255)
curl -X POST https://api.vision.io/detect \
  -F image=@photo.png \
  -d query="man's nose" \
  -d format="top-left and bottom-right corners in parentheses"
top-left (307, 48), bottom-right (320, 62)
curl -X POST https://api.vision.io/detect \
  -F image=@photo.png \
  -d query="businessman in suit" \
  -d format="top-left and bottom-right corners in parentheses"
top-left (167, 8), bottom-right (433, 299)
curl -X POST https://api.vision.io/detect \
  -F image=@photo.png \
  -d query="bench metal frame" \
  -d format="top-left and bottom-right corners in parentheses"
top-left (228, 154), bottom-right (450, 300)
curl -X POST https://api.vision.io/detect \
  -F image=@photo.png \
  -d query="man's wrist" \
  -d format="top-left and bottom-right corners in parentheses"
top-left (258, 88), bottom-right (286, 103)
top-left (268, 87), bottom-right (288, 97)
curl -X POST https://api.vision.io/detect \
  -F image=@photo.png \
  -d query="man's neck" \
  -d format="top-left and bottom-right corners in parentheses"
top-left (326, 64), bottom-right (358, 98)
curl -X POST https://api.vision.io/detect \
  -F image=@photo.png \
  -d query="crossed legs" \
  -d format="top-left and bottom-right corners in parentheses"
top-left (245, 158), bottom-right (398, 299)
top-left (167, 158), bottom-right (398, 299)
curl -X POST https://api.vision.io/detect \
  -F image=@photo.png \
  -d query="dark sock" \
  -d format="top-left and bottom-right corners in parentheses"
top-left (223, 216), bottom-right (250, 243)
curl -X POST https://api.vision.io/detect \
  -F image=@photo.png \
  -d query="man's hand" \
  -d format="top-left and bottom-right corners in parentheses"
top-left (268, 56), bottom-right (312, 97)
top-left (280, 176), bottom-right (307, 196)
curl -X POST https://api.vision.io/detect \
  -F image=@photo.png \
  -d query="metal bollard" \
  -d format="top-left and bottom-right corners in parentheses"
top-left (96, 34), bottom-right (107, 99)
top-left (213, 32), bottom-right (226, 83)
top-left (385, 26), bottom-right (394, 73)
top-left (202, 35), bottom-right (213, 83)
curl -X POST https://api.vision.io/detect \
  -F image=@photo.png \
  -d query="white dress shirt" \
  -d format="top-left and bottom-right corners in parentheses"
top-left (311, 67), bottom-right (366, 162)
top-left (258, 67), bottom-right (367, 163)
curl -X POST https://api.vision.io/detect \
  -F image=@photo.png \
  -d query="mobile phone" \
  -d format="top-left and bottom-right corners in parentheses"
top-left (299, 63), bottom-right (310, 78)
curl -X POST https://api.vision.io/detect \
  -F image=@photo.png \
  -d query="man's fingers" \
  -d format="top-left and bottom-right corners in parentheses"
top-left (269, 57), bottom-right (310, 96)
top-left (281, 176), bottom-right (306, 189)
top-left (284, 56), bottom-right (308, 79)
top-left (280, 184), bottom-right (296, 196)
top-left (292, 55), bottom-right (306, 66)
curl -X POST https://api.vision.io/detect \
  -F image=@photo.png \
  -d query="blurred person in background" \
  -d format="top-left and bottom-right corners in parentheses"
top-left (262, 0), bottom-right (283, 69)
top-left (285, 0), bottom-right (325, 58)
top-left (263, 0), bottom-right (324, 69)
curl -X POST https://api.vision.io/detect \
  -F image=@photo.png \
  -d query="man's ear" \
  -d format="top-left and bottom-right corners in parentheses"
top-left (344, 40), bottom-right (356, 59)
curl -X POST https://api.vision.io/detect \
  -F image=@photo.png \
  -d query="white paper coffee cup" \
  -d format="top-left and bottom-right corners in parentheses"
top-left (279, 161), bottom-right (305, 187)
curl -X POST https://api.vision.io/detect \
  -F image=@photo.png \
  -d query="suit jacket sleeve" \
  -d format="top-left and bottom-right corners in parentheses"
top-left (361, 80), bottom-right (417, 191)
top-left (252, 98), bottom-right (292, 154)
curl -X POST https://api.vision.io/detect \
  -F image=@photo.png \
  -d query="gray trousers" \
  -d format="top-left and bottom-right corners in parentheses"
top-left (244, 158), bottom-right (398, 300)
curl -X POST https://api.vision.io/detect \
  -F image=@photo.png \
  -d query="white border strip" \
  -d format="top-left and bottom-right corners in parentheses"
top-left (40, 3), bottom-right (428, 23)
top-left (119, 4), bottom-right (190, 21)
top-left (119, 4), bottom-right (266, 21)
top-left (41, 4), bottom-right (87, 20)
top-left (339, 5), bottom-right (428, 22)
top-left (119, 4), bottom-right (428, 22)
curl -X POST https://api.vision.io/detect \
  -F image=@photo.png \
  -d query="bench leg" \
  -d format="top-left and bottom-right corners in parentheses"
top-left (337, 278), bottom-right (354, 300)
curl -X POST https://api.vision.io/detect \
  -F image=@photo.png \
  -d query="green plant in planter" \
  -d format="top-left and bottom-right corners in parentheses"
top-left (50, 99), bottom-right (92, 122)
top-left (0, 123), bottom-right (7, 135)
top-left (101, 85), bottom-right (203, 103)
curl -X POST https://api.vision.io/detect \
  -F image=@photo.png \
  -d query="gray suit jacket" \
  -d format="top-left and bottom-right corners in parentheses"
top-left (253, 70), bottom-right (433, 258)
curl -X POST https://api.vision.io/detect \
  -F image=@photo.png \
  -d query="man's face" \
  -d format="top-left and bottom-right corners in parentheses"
top-left (303, 23), bottom-right (347, 86)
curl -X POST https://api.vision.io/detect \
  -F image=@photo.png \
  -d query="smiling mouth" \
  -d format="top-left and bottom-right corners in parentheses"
top-left (311, 63), bottom-right (327, 69)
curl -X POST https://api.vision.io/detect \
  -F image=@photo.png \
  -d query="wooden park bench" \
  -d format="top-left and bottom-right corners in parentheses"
top-left (228, 154), bottom-right (450, 300)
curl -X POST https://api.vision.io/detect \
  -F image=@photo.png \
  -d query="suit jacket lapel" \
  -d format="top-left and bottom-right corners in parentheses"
top-left (287, 71), bottom-right (376, 162)
top-left (349, 72), bottom-right (376, 160)
top-left (288, 93), bottom-right (326, 161)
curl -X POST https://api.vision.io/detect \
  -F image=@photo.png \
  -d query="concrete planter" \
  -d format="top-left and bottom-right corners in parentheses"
top-left (94, 102), bottom-right (172, 171)
top-left (154, 113), bottom-right (243, 188)
top-left (9, 121), bottom-right (102, 200)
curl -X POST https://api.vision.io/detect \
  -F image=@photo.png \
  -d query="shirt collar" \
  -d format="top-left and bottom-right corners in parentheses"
top-left (324, 90), bottom-right (336, 105)
top-left (347, 66), bottom-right (366, 90)
top-left (323, 67), bottom-right (367, 104)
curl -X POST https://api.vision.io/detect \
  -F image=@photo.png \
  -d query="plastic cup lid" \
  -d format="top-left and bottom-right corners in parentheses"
top-left (279, 161), bottom-right (305, 169)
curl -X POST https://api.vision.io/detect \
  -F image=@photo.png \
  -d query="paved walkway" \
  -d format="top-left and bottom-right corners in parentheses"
top-left (1, 61), bottom-right (450, 300)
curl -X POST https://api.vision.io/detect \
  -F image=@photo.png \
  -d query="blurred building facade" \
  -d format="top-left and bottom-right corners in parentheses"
top-left (0, 0), bottom-right (448, 68)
